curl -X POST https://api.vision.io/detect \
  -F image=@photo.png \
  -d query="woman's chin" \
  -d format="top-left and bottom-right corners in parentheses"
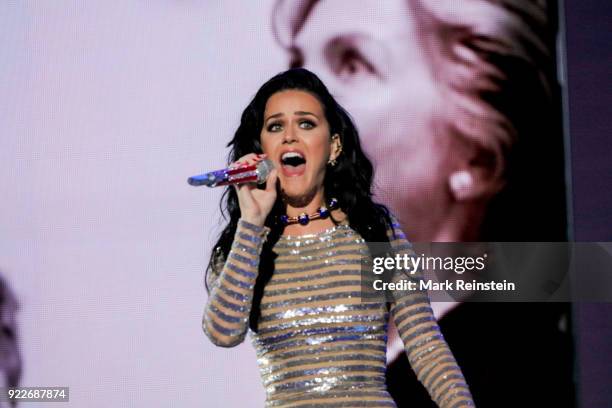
top-left (279, 177), bottom-right (306, 194)
top-left (281, 189), bottom-right (308, 201)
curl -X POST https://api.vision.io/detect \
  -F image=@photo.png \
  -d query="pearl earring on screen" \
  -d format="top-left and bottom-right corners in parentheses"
top-left (449, 170), bottom-right (474, 201)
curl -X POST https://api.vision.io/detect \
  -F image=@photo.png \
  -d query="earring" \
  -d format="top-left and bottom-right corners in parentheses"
top-left (449, 170), bottom-right (473, 200)
top-left (328, 158), bottom-right (337, 167)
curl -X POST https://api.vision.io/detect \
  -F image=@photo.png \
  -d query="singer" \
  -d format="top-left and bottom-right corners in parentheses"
top-left (201, 68), bottom-right (474, 407)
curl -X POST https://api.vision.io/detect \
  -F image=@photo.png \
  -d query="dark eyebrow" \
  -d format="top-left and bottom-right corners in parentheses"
top-left (264, 112), bottom-right (283, 123)
top-left (295, 111), bottom-right (319, 119)
top-left (264, 111), bottom-right (319, 123)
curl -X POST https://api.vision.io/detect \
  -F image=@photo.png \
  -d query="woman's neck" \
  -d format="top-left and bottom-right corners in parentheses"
top-left (281, 190), bottom-right (345, 236)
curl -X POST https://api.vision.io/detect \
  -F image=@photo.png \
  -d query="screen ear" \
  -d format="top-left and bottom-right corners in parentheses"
top-left (448, 144), bottom-right (505, 202)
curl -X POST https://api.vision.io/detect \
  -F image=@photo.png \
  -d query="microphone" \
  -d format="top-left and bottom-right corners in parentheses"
top-left (187, 159), bottom-right (274, 187)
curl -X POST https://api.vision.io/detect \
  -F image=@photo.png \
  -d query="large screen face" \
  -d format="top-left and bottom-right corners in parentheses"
top-left (0, 1), bottom-right (569, 407)
top-left (272, 0), bottom-right (567, 244)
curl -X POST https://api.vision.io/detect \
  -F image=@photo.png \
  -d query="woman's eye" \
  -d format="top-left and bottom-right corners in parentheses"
top-left (267, 123), bottom-right (282, 132)
top-left (338, 48), bottom-right (375, 78)
top-left (299, 120), bottom-right (315, 129)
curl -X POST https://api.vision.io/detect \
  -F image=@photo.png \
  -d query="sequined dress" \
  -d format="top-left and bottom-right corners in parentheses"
top-left (203, 219), bottom-right (475, 407)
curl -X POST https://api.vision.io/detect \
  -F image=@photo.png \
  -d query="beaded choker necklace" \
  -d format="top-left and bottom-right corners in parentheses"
top-left (280, 198), bottom-right (339, 226)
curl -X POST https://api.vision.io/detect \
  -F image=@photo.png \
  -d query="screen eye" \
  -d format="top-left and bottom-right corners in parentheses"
top-left (338, 48), bottom-right (375, 78)
top-left (325, 37), bottom-right (378, 82)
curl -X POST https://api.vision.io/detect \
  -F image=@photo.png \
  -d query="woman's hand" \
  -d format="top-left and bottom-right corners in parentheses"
top-left (232, 153), bottom-right (278, 227)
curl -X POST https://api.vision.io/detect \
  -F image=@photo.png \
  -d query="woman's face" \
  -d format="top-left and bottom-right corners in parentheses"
top-left (260, 89), bottom-right (335, 205)
top-left (289, 0), bottom-right (461, 238)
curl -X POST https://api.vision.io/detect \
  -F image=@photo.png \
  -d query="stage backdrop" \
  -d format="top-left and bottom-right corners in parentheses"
top-left (0, 1), bottom-right (571, 407)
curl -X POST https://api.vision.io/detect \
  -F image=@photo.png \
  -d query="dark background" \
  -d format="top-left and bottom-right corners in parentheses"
top-left (565, 1), bottom-right (612, 407)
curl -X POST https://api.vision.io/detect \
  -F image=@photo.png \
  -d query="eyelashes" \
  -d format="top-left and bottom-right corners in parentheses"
top-left (267, 122), bottom-right (281, 132)
top-left (266, 120), bottom-right (316, 132)
top-left (299, 120), bottom-right (315, 129)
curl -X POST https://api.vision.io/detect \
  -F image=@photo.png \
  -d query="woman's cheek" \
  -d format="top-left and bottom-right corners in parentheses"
top-left (310, 148), bottom-right (327, 183)
top-left (259, 135), bottom-right (272, 155)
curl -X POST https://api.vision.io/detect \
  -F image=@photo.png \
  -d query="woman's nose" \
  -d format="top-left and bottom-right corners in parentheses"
top-left (282, 127), bottom-right (298, 144)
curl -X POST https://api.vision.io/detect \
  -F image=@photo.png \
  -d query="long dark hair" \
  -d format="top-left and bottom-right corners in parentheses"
top-left (207, 68), bottom-right (395, 331)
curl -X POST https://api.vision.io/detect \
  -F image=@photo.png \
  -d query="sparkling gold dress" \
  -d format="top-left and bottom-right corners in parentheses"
top-left (203, 219), bottom-right (475, 407)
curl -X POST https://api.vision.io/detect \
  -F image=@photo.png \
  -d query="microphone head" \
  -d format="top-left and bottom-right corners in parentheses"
top-left (187, 172), bottom-right (219, 187)
top-left (256, 159), bottom-right (274, 184)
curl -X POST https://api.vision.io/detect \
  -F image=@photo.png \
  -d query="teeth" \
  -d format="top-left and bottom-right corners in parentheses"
top-left (281, 152), bottom-right (304, 160)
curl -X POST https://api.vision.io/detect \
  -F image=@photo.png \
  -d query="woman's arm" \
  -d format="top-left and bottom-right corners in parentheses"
top-left (387, 219), bottom-right (475, 407)
top-left (202, 219), bottom-right (270, 347)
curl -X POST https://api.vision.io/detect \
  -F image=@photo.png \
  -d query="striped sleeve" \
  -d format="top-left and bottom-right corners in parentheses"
top-left (387, 217), bottom-right (475, 407)
top-left (202, 219), bottom-right (270, 347)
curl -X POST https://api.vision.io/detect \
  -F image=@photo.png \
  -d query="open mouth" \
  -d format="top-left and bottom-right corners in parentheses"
top-left (280, 151), bottom-right (306, 176)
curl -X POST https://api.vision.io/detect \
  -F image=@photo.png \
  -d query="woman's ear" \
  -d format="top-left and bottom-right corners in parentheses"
top-left (448, 144), bottom-right (505, 202)
top-left (329, 133), bottom-right (343, 161)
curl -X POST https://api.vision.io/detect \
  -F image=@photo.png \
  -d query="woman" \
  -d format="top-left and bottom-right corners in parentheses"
top-left (202, 68), bottom-right (474, 407)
